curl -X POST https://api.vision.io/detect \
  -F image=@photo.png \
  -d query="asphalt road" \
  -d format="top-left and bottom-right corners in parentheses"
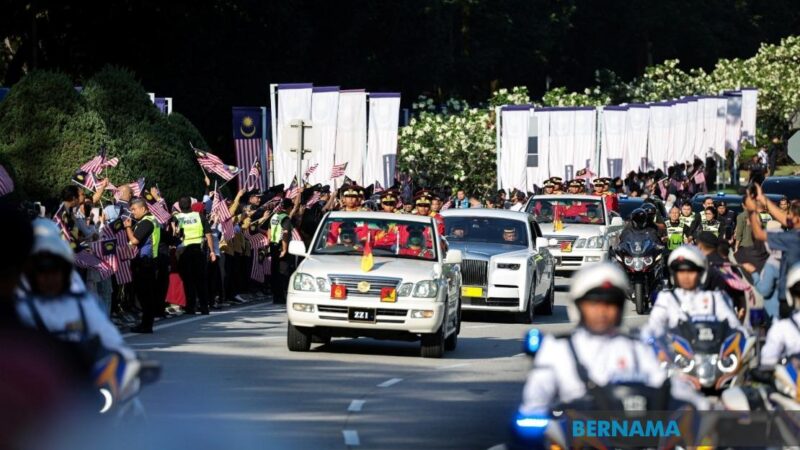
top-left (124, 276), bottom-right (648, 450)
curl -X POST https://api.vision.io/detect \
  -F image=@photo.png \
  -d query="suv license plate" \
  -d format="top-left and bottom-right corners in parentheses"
top-left (348, 308), bottom-right (376, 323)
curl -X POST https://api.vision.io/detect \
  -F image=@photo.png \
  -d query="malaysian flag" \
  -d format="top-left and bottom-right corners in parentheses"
top-left (304, 163), bottom-right (318, 180)
top-left (441, 199), bottom-right (453, 210)
top-left (52, 205), bottom-right (73, 242)
top-left (250, 248), bottom-right (268, 283)
top-left (194, 147), bottom-right (240, 181)
top-left (305, 191), bottom-right (321, 207)
top-left (0, 164), bottom-right (13, 196)
top-left (374, 181), bottom-right (384, 193)
top-left (693, 170), bottom-right (706, 186)
top-left (127, 178), bottom-right (145, 197)
top-left (575, 167), bottom-right (596, 180)
top-left (80, 147), bottom-right (119, 174)
top-left (74, 249), bottom-right (115, 280)
top-left (330, 162), bottom-right (348, 179)
top-left (233, 107), bottom-right (265, 191)
top-left (212, 191), bottom-right (234, 241)
top-left (104, 219), bottom-right (136, 261)
top-left (142, 190), bottom-right (172, 224)
top-left (72, 171), bottom-right (96, 191)
top-left (245, 224), bottom-right (269, 249)
top-left (286, 177), bottom-right (300, 199)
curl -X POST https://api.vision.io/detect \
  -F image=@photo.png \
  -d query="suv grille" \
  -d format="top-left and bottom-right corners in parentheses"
top-left (328, 275), bottom-right (401, 296)
top-left (461, 259), bottom-right (488, 286)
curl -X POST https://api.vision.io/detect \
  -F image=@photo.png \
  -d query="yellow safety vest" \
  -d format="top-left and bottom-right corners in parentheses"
top-left (270, 213), bottom-right (288, 243)
top-left (176, 212), bottom-right (204, 246)
top-left (141, 215), bottom-right (161, 258)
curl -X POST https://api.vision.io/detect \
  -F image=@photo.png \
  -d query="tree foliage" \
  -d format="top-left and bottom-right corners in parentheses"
top-left (0, 67), bottom-right (207, 201)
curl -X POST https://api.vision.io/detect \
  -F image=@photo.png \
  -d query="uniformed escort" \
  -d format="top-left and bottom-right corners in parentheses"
top-left (550, 177), bottom-right (565, 195)
top-left (699, 207), bottom-right (721, 237)
top-left (174, 197), bottom-right (215, 315)
top-left (379, 189), bottom-right (400, 213)
top-left (542, 179), bottom-right (555, 195)
top-left (665, 206), bottom-right (685, 251)
top-left (124, 198), bottom-right (162, 333)
top-left (269, 198), bottom-right (295, 304)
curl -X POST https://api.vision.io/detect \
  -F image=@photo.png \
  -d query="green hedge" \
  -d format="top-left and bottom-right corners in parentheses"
top-left (0, 67), bottom-right (207, 201)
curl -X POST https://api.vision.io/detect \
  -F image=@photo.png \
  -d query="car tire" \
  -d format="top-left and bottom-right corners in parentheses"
top-left (536, 277), bottom-right (555, 316)
top-left (517, 282), bottom-right (536, 324)
top-left (445, 307), bottom-right (459, 351)
top-left (287, 322), bottom-right (312, 352)
top-left (421, 316), bottom-right (446, 358)
top-left (312, 333), bottom-right (331, 345)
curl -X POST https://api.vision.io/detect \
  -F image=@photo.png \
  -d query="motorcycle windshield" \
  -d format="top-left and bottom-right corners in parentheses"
top-left (556, 383), bottom-right (671, 411)
top-left (618, 236), bottom-right (656, 256)
top-left (670, 320), bottom-right (731, 354)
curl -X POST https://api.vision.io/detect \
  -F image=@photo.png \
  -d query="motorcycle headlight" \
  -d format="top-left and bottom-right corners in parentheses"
top-left (674, 354), bottom-right (695, 373)
top-left (624, 256), bottom-right (634, 266)
top-left (497, 263), bottom-right (520, 270)
top-left (293, 273), bottom-right (316, 292)
top-left (717, 354), bottom-right (738, 373)
top-left (586, 236), bottom-right (605, 248)
top-left (413, 280), bottom-right (439, 298)
top-left (397, 282), bottom-right (413, 297)
top-left (316, 277), bottom-right (330, 292)
top-left (642, 256), bottom-right (654, 266)
top-left (632, 258), bottom-right (645, 271)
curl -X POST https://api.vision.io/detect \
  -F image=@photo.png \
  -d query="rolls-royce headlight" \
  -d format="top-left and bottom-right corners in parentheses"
top-left (413, 280), bottom-right (439, 298)
top-left (397, 283), bottom-right (413, 297)
top-left (586, 236), bottom-right (605, 248)
top-left (293, 273), bottom-right (316, 292)
top-left (497, 263), bottom-right (520, 270)
top-left (316, 277), bottom-right (330, 292)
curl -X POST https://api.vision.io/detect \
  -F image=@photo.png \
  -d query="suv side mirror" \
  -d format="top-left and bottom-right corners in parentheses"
top-left (288, 240), bottom-right (307, 257)
top-left (444, 249), bottom-right (463, 264)
top-left (535, 237), bottom-right (549, 249)
top-left (610, 217), bottom-right (624, 227)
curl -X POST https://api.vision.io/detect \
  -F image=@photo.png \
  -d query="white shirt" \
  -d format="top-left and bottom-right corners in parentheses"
top-left (509, 202), bottom-right (525, 212)
top-left (644, 288), bottom-right (747, 339)
top-left (758, 149), bottom-right (768, 165)
top-left (519, 327), bottom-right (707, 414)
top-left (760, 311), bottom-right (800, 367)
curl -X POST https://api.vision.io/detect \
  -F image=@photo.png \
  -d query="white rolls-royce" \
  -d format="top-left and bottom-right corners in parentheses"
top-left (286, 211), bottom-right (462, 358)
top-left (439, 209), bottom-right (555, 323)
top-left (524, 195), bottom-right (625, 273)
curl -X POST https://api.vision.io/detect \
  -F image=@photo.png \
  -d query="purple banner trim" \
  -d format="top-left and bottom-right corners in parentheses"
top-left (340, 89), bottom-right (366, 93)
top-left (626, 103), bottom-right (650, 109)
top-left (723, 90), bottom-right (743, 96)
top-left (370, 92), bottom-right (401, 98)
top-left (278, 83), bottom-right (313, 90)
top-left (741, 87), bottom-right (758, 91)
top-left (312, 86), bottom-right (339, 93)
top-left (603, 105), bottom-right (629, 111)
top-left (501, 104), bottom-right (533, 111)
top-left (535, 107), bottom-right (560, 112)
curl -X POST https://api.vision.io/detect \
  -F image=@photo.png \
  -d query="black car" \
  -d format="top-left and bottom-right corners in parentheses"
top-left (617, 196), bottom-right (666, 220)
top-left (690, 192), bottom-right (785, 215)
top-left (762, 176), bottom-right (800, 202)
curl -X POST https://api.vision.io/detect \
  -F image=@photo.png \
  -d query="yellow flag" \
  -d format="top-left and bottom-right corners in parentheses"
top-left (360, 233), bottom-right (374, 272)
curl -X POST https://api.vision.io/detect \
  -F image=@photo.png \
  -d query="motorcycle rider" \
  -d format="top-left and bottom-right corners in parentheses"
top-left (641, 201), bottom-right (666, 243)
top-left (619, 208), bottom-right (660, 244)
top-left (15, 219), bottom-right (135, 360)
top-left (644, 245), bottom-right (747, 339)
top-left (759, 263), bottom-right (800, 368)
top-left (519, 263), bottom-right (707, 415)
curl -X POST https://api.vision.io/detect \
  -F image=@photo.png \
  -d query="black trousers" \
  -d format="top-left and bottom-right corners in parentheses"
top-left (269, 243), bottom-right (290, 303)
top-left (155, 255), bottom-right (170, 315)
top-left (207, 257), bottom-right (222, 304)
top-left (179, 244), bottom-right (209, 313)
top-left (131, 258), bottom-right (159, 331)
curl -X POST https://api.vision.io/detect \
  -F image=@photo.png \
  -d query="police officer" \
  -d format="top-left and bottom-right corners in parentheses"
top-left (665, 206), bottom-right (685, 252)
top-left (759, 263), bottom-right (800, 368)
top-left (644, 245), bottom-right (746, 339)
top-left (415, 190), bottom-right (445, 235)
top-left (678, 202), bottom-right (697, 243)
top-left (519, 263), bottom-right (707, 416)
top-left (542, 179), bottom-right (555, 195)
top-left (566, 179), bottom-right (584, 195)
top-left (269, 198), bottom-right (294, 304)
top-left (550, 177), bottom-right (565, 195)
top-left (173, 197), bottom-right (215, 315)
top-left (379, 189), bottom-right (400, 213)
top-left (696, 207), bottom-right (721, 239)
top-left (124, 198), bottom-right (161, 333)
top-left (338, 185), bottom-right (367, 212)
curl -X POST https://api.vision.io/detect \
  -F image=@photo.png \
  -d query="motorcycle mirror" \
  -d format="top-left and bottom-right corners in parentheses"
top-left (138, 360), bottom-right (162, 386)
top-left (523, 328), bottom-right (543, 357)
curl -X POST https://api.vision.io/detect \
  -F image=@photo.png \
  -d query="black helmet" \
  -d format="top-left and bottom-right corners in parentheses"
top-left (630, 208), bottom-right (648, 230)
top-left (641, 202), bottom-right (657, 224)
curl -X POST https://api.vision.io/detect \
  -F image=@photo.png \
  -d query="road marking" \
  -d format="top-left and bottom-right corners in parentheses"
top-left (512, 353), bottom-right (525, 358)
top-left (123, 302), bottom-right (276, 338)
top-left (377, 378), bottom-right (403, 388)
top-left (438, 363), bottom-right (470, 370)
top-left (465, 324), bottom-right (496, 329)
top-left (342, 430), bottom-right (360, 446)
top-left (129, 342), bottom-right (168, 346)
top-left (487, 444), bottom-right (507, 450)
top-left (348, 400), bottom-right (365, 412)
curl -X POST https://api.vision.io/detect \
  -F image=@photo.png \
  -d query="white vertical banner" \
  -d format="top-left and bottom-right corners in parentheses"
top-left (276, 83), bottom-right (313, 186)
top-left (308, 86), bottom-right (340, 186)
top-left (672, 100), bottom-right (691, 164)
top-left (548, 108), bottom-right (576, 180)
top-left (624, 105), bottom-right (650, 174)
top-left (647, 103), bottom-right (672, 171)
top-left (740, 88), bottom-right (758, 145)
top-left (573, 108), bottom-right (597, 174)
top-left (601, 106), bottom-right (628, 178)
top-left (684, 98), bottom-right (699, 160)
top-left (724, 91), bottom-right (743, 155)
top-left (698, 97), bottom-right (718, 158)
top-left (530, 109), bottom-right (551, 186)
top-left (714, 97), bottom-right (728, 159)
top-left (334, 90), bottom-right (368, 184)
top-left (364, 93), bottom-right (401, 188)
top-left (499, 106), bottom-right (532, 191)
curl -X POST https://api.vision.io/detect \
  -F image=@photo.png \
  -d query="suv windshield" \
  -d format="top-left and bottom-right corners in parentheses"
top-left (443, 217), bottom-right (528, 247)
top-left (527, 198), bottom-right (605, 225)
top-left (312, 218), bottom-right (437, 261)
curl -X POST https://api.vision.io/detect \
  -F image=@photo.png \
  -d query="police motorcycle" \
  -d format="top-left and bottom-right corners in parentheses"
top-left (612, 237), bottom-right (664, 315)
top-left (93, 351), bottom-right (161, 423)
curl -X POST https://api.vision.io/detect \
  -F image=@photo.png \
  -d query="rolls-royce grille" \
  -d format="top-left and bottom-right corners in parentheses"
top-left (461, 259), bottom-right (488, 286)
top-left (327, 275), bottom-right (401, 296)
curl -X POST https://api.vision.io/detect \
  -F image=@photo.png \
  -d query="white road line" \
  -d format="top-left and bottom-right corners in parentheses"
top-left (347, 400), bottom-right (365, 412)
top-left (342, 430), bottom-right (360, 446)
top-left (487, 444), bottom-right (507, 450)
top-left (123, 302), bottom-right (275, 338)
top-left (377, 377), bottom-right (403, 388)
top-left (465, 324), bottom-right (496, 329)
top-left (438, 363), bottom-right (470, 370)
top-left (129, 342), bottom-right (168, 346)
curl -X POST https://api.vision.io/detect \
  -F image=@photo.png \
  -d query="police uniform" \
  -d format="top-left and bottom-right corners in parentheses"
top-left (414, 190), bottom-right (445, 235)
top-left (700, 218), bottom-right (721, 237)
top-left (339, 185), bottom-right (369, 212)
top-left (175, 207), bottom-right (212, 314)
top-left (665, 219), bottom-right (685, 251)
top-left (130, 213), bottom-right (161, 332)
top-left (379, 189), bottom-right (400, 213)
top-left (760, 311), bottom-right (800, 367)
top-left (550, 177), bottom-right (564, 195)
top-left (644, 288), bottom-right (746, 339)
top-left (269, 203), bottom-right (293, 304)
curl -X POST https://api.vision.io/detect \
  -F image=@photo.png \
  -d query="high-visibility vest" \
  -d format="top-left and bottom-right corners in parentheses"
top-left (175, 212), bottom-right (204, 246)
top-left (139, 215), bottom-right (161, 258)
top-left (666, 221), bottom-right (684, 250)
top-left (702, 220), bottom-right (721, 237)
top-left (679, 214), bottom-right (695, 230)
top-left (270, 212), bottom-right (288, 243)
top-left (759, 212), bottom-right (772, 228)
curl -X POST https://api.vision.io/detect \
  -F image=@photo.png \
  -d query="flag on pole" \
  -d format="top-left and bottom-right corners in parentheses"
top-left (251, 248), bottom-right (268, 283)
top-left (123, 178), bottom-right (145, 197)
top-left (286, 177), bottom-right (300, 199)
top-left (693, 170), bottom-right (706, 186)
top-left (233, 107), bottom-right (265, 191)
top-left (304, 163), bottom-right (318, 180)
top-left (441, 199), bottom-right (453, 210)
top-left (330, 162), bottom-right (348, 179)
top-left (575, 167), bottom-right (596, 180)
top-left (0, 164), bottom-right (14, 196)
top-left (52, 205), bottom-right (73, 242)
top-left (374, 181), bottom-right (384, 193)
top-left (80, 147), bottom-right (118, 174)
top-left (194, 147), bottom-right (240, 181)
top-left (305, 191), bottom-right (321, 207)
top-left (212, 191), bottom-right (234, 241)
top-left (245, 225), bottom-right (269, 250)
top-left (360, 231), bottom-right (374, 272)
top-left (74, 249), bottom-right (115, 280)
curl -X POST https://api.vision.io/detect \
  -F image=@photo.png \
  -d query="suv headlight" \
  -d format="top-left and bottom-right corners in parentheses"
top-left (413, 280), bottom-right (439, 298)
top-left (293, 273), bottom-right (316, 292)
top-left (586, 236), bottom-right (605, 248)
top-left (497, 263), bottom-right (520, 270)
top-left (574, 238), bottom-right (586, 248)
top-left (397, 283), bottom-right (413, 297)
top-left (316, 277), bottom-right (330, 292)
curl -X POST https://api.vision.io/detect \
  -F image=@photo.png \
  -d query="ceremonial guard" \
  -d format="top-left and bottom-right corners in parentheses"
top-left (550, 177), bottom-right (565, 195)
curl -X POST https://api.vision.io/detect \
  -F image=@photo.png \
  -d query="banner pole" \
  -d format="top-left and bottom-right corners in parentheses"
top-left (495, 106), bottom-right (502, 191)
top-left (269, 84), bottom-right (278, 188)
top-left (261, 106), bottom-right (268, 191)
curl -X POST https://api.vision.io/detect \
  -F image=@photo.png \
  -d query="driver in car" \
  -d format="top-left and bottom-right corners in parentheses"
top-left (583, 206), bottom-right (603, 224)
top-left (502, 227), bottom-right (518, 243)
top-left (399, 226), bottom-right (434, 258)
top-left (519, 263), bottom-right (707, 416)
top-left (329, 223), bottom-right (362, 251)
top-left (449, 226), bottom-right (466, 239)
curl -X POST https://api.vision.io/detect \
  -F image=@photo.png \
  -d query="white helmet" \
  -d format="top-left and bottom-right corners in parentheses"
top-left (785, 263), bottom-right (800, 311)
top-left (31, 218), bottom-right (74, 264)
top-left (667, 245), bottom-right (707, 286)
top-left (569, 263), bottom-right (630, 323)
